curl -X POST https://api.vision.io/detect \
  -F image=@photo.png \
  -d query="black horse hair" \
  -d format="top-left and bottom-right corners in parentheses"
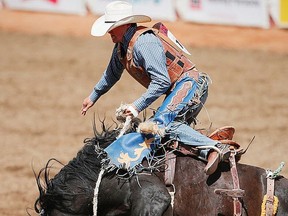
top-left (33, 119), bottom-right (122, 215)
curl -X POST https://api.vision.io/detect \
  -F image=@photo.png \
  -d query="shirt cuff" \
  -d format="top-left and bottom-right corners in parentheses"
top-left (89, 90), bottom-right (99, 103)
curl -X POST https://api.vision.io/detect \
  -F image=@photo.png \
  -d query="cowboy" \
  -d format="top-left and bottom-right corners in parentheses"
top-left (81, 1), bottom-right (231, 175)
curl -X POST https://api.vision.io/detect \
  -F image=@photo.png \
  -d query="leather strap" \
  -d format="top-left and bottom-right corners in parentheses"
top-left (265, 178), bottom-right (275, 216)
top-left (165, 151), bottom-right (177, 186)
top-left (229, 152), bottom-right (243, 216)
top-left (214, 151), bottom-right (245, 216)
top-left (165, 151), bottom-right (177, 208)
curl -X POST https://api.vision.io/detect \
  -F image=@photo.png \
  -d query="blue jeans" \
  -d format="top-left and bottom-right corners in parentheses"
top-left (151, 73), bottom-right (218, 159)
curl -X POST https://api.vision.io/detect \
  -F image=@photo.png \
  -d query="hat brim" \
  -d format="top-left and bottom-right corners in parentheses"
top-left (91, 15), bottom-right (151, 37)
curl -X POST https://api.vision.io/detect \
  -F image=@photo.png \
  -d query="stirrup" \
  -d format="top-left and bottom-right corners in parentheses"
top-left (215, 143), bottom-right (231, 161)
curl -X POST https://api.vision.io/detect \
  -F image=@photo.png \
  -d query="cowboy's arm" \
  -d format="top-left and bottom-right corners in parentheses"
top-left (81, 46), bottom-right (124, 115)
top-left (132, 34), bottom-right (171, 112)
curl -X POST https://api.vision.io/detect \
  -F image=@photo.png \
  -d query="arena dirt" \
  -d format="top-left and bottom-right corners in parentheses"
top-left (0, 10), bottom-right (288, 216)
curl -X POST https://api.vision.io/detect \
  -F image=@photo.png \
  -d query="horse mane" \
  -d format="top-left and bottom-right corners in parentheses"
top-left (32, 115), bottom-right (161, 215)
top-left (33, 120), bottom-right (121, 215)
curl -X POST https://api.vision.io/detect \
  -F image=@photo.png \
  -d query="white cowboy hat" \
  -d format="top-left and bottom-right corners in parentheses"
top-left (91, 1), bottom-right (151, 37)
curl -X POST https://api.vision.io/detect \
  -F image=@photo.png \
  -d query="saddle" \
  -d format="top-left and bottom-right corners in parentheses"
top-left (165, 126), bottom-right (245, 215)
top-left (167, 126), bottom-right (242, 161)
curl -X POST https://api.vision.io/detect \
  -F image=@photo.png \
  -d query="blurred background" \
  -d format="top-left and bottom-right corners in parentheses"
top-left (0, 0), bottom-right (288, 215)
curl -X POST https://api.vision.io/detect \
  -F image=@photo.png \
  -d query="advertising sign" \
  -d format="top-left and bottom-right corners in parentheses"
top-left (176, 0), bottom-right (270, 28)
top-left (86, 0), bottom-right (177, 21)
top-left (280, 0), bottom-right (288, 27)
top-left (270, 0), bottom-right (288, 28)
top-left (3, 0), bottom-right (87, 15)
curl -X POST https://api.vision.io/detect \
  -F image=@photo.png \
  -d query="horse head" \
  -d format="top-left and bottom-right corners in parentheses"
top-left (33, 124), bottom-right (120, 216)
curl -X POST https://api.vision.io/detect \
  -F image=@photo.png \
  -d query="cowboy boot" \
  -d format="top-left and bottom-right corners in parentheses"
top-left (204, 144), bottom-right (231, 175)
top-left (204, 151), bottom-right (220, 175)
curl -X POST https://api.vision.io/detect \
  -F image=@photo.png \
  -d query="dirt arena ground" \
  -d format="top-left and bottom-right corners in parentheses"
top-left (0, 9), bottom-right (288, 215)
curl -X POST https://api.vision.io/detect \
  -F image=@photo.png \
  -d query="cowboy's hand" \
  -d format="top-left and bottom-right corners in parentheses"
top-left (81, 97), bottom-right (94, 116)
top-left (124, 104), bottom-right (139, 118)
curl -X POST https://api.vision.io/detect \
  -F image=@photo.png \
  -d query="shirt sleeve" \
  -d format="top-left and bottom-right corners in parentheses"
top-left (89, 45), bottom-right (124, 103)
top-left (132, 33), bottom-right (171, 111)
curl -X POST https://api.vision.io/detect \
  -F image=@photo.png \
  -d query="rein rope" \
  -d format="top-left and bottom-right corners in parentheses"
top-left (117, 116), bottom-right (132, 138)
top-left (93, 168), bottom-right (105, 216)
top-left (115, 103), bottom-right (133, 139)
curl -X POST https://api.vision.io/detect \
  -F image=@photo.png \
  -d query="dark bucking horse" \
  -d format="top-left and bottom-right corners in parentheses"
top-left (33, 122), bottom-right (288, 216)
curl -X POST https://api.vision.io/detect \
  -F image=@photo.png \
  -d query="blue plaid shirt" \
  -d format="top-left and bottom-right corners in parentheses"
top-left (89, 25), bottom-right (171, 112)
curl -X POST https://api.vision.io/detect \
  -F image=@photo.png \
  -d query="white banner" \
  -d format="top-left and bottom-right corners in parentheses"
top-left (86, 0), bottom-right (177, 21)
top-left (3, 0), bottom-right (87, 15)
top-left (176, 0), bottom-right (270, 29)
